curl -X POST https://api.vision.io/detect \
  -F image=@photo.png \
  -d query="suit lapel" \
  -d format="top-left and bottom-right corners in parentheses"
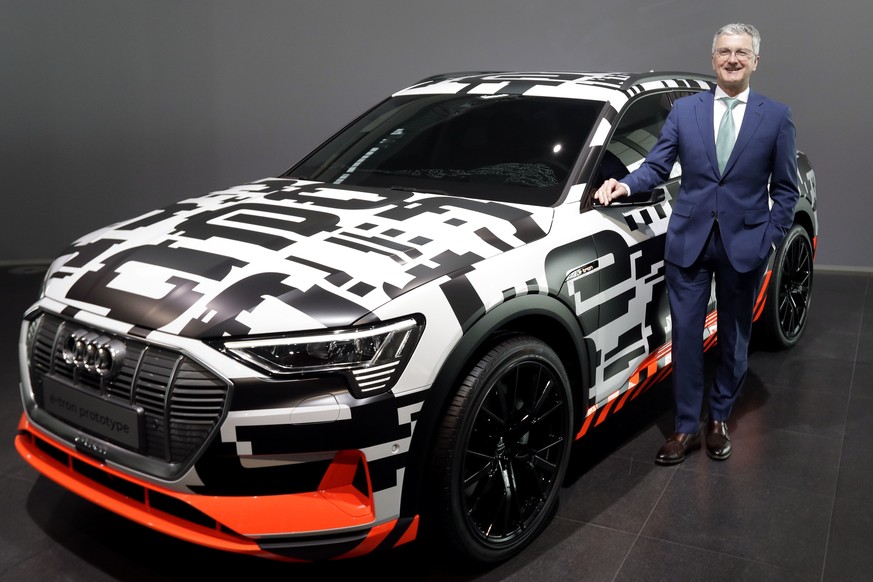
top-left (722, 91), bottom-right (765, 175)
top-left (694, 90), bottom-right (720, 176)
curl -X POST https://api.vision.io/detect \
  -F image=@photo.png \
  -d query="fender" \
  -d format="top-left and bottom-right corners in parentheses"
top-left (398, 292), bottom-right (591, 518)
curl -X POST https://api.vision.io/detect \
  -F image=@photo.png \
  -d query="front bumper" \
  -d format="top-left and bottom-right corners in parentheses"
top-left (15, 414), bottom-right (419, 561)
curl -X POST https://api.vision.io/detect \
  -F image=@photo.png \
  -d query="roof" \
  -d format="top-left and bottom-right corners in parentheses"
top-left (395, 71), bottom-right (716, 99)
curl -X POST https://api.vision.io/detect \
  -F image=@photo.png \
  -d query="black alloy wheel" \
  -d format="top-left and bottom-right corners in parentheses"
top-left (430, 334), bottom-right (573, 564)
top-left (756, 223), bottom-right (814, 349)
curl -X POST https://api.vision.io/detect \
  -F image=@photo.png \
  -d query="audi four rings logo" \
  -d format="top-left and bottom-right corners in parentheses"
top-left (62, 328), bottom-right (126, 378)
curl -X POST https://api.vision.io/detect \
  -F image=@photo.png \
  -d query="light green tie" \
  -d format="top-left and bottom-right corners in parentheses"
top-left (716, 97), bottom-right (740, 173)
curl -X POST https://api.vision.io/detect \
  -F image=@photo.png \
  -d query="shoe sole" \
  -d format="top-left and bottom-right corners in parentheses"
top-left (655, 456), bottom-right (685, 466)
top-left (706, 448), bottom-right (731, 460)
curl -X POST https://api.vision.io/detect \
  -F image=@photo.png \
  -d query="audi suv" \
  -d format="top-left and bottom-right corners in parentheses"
top-left (15, 71), bottom-right (818, 565)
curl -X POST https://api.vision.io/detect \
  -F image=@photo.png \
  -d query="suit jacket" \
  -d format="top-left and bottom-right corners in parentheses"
top-left (622, 89), bottom-right (800, 273)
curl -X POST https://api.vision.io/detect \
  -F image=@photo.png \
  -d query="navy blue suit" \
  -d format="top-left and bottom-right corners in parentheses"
top-left (622, 89), bottom-right (800, 433)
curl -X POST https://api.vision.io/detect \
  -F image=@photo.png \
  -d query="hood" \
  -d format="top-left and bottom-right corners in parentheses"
top-left (44, 178), bottom-right (553, 338)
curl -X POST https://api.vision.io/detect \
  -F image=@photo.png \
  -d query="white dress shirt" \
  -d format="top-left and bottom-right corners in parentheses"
top-left (618, 86), bottom-right (752, 197)
top-left (714, 86), bottom-right (751, 143)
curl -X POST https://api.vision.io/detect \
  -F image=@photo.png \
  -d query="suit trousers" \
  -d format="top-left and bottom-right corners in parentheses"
top-left (665, 222), bottom-right (767, 434)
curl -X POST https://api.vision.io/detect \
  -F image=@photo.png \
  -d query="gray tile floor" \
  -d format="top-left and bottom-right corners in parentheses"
top-left (2, 264), bottom-right (871, 581)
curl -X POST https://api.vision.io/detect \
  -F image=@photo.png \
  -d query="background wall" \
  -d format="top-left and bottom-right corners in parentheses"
top-left (2, 0), bottom-right (867, 269)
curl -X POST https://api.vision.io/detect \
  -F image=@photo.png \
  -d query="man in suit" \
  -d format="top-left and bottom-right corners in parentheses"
top-left (594, 23), bottom-right (800, 464)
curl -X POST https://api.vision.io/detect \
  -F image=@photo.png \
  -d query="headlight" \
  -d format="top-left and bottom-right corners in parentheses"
top-left (219, 316), bottom-right (424, 397)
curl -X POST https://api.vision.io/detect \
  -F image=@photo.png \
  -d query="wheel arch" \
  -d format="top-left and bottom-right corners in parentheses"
top-left (792, 206), bottom-right (816, 256)
top-left (399, 293), bottom-right (590, 518)
top-left (760, 201), bottom-right (816, 279)
top-left (793, 150), bottom-right (818, 252)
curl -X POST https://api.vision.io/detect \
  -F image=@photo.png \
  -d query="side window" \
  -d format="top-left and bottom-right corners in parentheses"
top-left (605, 92), bottom-right (673, 173)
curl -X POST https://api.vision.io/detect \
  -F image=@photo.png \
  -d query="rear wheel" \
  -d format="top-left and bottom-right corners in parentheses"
top-left (755, 223), bottom-right (814, 349)
top-left (430, 335), bottom-right (573, 564)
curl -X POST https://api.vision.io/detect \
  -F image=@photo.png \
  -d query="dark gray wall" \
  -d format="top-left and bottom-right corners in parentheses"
top-left (2, 0), bottom-right (866, 269)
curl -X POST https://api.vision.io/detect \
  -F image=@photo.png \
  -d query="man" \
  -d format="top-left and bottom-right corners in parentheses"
top-left (594, 23), bottom-right (800, 464)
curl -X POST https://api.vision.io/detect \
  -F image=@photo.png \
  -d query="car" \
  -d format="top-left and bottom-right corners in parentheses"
top-left (15, 71), bottom-right (818, 565)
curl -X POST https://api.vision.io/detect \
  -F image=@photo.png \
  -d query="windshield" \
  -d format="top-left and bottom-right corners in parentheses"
top-left (285, 93), bottom-right (603, 206)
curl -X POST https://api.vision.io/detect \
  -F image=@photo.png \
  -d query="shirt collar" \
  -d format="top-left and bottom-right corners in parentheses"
top-left (714, 86), bottom-right (751, 103)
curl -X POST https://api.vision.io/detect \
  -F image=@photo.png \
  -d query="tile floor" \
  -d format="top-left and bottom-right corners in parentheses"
top-left (1, 264), bottom-right (871, 581)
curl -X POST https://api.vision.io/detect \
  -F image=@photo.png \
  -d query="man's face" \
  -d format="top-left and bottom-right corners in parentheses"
top-left (711, 33), bottom-right (759, 94)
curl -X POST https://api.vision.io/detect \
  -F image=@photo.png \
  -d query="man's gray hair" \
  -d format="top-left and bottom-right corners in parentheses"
top-left (713, 23), bottom-right (761, 55)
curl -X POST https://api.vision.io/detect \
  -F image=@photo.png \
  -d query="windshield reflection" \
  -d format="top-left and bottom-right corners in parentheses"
top-left (286, 93), bottom-right (602, 206)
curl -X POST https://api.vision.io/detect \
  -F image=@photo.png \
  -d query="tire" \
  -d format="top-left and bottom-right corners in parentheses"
top-left (755, 223), bottom-right (814, 350)
top-left (429, 334), bottom-right (573, 565)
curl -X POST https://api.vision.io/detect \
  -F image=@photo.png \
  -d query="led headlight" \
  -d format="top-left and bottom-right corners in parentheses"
top-left (220, 316), bottom-right (424, 397)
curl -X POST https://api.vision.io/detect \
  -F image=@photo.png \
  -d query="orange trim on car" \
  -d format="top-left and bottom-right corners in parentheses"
top-left (392, 515), bottom-right (420, 547)
top-left (575, 309), bottom-right (720, 441)
top-left (334, 516), bottom-right (419, 559)
top-left (14, 415), bottom-right (413, 561)
top-left (752, 270), bottom-right (773, 322)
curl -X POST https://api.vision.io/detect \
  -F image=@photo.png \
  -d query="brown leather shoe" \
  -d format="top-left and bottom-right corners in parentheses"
top-left (706, 420), bottom-right (732, 460)
top-left (655, 430), bottom-right (700, 465)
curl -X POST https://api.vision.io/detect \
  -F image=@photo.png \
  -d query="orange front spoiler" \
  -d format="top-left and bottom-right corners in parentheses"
top-left (15, 415), bottom-right (417, 561)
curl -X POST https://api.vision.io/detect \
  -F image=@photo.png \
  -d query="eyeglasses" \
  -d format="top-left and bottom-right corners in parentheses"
top-left (713, 48), bottom-right (756, 61)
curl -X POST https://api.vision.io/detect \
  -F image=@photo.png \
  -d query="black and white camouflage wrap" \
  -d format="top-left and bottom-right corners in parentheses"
top-left (18, 71), bottom-right (817, 560)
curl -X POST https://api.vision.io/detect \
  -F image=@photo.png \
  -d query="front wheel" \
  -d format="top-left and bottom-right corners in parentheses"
top-left (755, 223), bottom-right (814, 349)
top-left (429, 335), bottom-right (573, 565)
